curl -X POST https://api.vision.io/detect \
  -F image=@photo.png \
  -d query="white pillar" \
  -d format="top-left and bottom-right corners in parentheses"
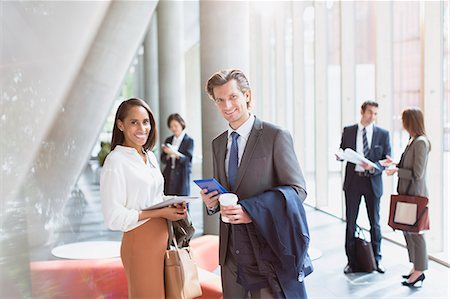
top-left (340, 2), bottom-right (356, 217)
top-left (144, 12), bottom-right (160, 149)
top-left (314, 1), bottom-right (328, 208)
top-left (423, 1), bottom-right (444, 253)
top-left (200, 1), bottom-right (250, 235)
top-left (157, 0), bottom-right (186, 144)
top-left (341, 1), bottom-right (356, 127)
top-left (375, 1), bottom-right (395, 224)
top-left (292, 1), bottom-right (306, 167)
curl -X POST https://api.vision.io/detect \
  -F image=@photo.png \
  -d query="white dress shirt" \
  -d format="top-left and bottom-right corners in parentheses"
top-left (100, 145), bottom-right (164, 232)
top-left (225, 114), bottom-right (255, 176)
top-left (171, 131), bottom-right (185, 151)
top-left (355, 122), bottom-right (374, 172)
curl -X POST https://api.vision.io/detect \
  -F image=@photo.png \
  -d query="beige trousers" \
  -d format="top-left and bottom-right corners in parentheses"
top-left (121, 218), bottom-right (168, 299)
top-left (404, 231), bottom-right (428, 271)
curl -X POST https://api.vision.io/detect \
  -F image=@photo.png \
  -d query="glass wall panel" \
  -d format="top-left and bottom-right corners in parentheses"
top-left (303, 5), bottom-right (316, 206)
top-left (392, 2), bottom-right (422, 159)
top-left (355, 0), bottom-right (376, 113)
top-left (442, 0), bottom-right (449, 262)
top-left (353, 0), bottom-right (377, 230)
top-left (324, 1), bottom-right (342, 216)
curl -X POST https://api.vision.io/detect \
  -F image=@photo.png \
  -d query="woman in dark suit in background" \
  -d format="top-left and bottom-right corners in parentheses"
top-left (161, 113), bottom-right (194, 197)
top-left (382, 107), bottom-right (431, 287)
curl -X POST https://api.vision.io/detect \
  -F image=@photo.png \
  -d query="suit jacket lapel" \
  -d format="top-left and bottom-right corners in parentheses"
top-left (233, 118), bottom-right (263, 192)
top-left (216, 132), bottom-right (229, 189)
top-left (350, 125), bottom-right (358, 150)
top-left (178, 134), bottom-right (188, 153)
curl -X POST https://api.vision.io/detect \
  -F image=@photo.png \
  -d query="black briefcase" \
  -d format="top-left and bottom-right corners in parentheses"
top-left (354, 225), bottom-right (376, 272)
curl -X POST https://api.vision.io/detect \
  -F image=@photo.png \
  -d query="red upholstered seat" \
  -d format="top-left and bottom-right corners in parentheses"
top-left (190, 235), bottom-right (220, 272)
top-left (30, 258), bottom-right (128, 298)
top-left (30, 235), bottom-right (222, 298)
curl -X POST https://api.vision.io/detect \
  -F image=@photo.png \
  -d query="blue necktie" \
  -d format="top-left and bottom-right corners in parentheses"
top-left (362, 127), bottom-right (370, 158)
top-left (228, 132), bottom-right (239, 190)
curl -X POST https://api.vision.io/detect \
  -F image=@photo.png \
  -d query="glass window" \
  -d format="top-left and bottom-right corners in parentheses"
top-left (325, 1), bottom-right (342, 217)
top-left (303, 5), bottom-right (316, 206)
top-left (442, 0), bottom-right (449, 262)
top-left (392, 2), bottom-right (422, 158)
top-left (355, 0), bottom-right (376, 111)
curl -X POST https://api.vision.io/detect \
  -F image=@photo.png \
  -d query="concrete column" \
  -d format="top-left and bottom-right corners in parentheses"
top-left (1, 1), bottom-right (157, 295)
top-left (200, 1), bottom-right (250, 234)
top-left (144, 12), bottom-right (160, 150)
top-left (157, 0), bottom-right (186, 144)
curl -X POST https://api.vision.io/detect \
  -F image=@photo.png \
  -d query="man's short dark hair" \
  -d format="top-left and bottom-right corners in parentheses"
top-left (361, 100), bottom-right (379, 112)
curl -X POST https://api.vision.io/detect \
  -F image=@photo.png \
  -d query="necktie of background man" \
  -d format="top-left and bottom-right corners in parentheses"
top-left (362, 127), bottom-right (370, 158)
top-left (228, 131), bottom-right (239, 190)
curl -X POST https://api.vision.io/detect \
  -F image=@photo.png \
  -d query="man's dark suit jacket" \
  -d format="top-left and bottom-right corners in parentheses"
top-left (161, 134), bottom-right (194, 196)
top-left (239, 186), bottom-right (313, 298)
top-left (211, 117), bottom-right (307, 265)
top-left (340, 124), bottom-right (391, 198)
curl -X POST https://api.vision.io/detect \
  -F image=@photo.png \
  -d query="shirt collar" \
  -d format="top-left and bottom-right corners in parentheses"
top-left (173, 131), bottom-right (186, 142)
top-left (228, 113), bottom-right (255, 138)
top-left (358, 122), bottom-right (374, 131)
top-left (115, 145), bottom-right (142, 154)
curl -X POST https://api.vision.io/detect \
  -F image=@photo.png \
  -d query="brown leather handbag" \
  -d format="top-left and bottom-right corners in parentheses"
top-left (164, 221), bottom-right (202, 299)
top-left (388, 194), bottom-right (430, 233)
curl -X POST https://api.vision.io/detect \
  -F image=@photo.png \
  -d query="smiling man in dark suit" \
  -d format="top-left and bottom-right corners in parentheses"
top-left (339, 101), bottom-right (391, 274)
top-left (201, 69), bottom-right (308, 298)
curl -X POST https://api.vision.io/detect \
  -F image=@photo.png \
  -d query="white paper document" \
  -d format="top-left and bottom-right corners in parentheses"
top-left (144, 196), bottom-right (198, 210)
top-left (336, 148), bottom-right (380, 170)
top-left (163, 143), bottom-right (182, 156)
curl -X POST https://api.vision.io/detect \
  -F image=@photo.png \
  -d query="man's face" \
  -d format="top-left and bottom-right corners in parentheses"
top-left (212, 79), bottom-right (251, 129)
top-left (360, 105), bottom-right (378, 126)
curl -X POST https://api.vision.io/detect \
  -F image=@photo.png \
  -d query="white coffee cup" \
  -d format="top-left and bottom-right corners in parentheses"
top-left (219, 193), bottom-right (238, 223)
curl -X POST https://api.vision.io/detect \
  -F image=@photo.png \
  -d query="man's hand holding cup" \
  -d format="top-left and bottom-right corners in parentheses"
top-left (219, 193), bottom-right (252, 224)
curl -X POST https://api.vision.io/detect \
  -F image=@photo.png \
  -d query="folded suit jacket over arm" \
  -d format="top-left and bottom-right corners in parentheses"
top-left (239, 186), bottom-right (313, 298)
top-left (210, 117), bottom-right (308, 266)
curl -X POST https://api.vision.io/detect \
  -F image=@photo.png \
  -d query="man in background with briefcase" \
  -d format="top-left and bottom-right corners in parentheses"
top-left (338, 101), bottom-right (391, 274)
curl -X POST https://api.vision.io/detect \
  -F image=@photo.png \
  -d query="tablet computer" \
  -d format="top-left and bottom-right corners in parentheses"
top-left (194, 178), bottom-right (228, 194)
top-left (144, 196), bottom-right (198, 210)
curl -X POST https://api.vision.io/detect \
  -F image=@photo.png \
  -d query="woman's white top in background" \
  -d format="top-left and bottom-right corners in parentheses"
top-left (101, 145), bottom-right (164, 232)
top-left (171, 131), bottom-right (186, 151)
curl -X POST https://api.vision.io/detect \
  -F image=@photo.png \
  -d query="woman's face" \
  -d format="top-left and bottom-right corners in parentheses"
top-left (117, 105), bottom-right (151, 150)
top-left (169, 120), bottom-right (183, 137)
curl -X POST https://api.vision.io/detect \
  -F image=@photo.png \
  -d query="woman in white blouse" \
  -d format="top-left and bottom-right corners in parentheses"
top-left (101, 98), bottom-right (187, 298)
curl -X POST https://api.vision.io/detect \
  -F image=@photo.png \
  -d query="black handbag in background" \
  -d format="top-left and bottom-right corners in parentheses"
top-left (354, 225), bottom-right (376, 272)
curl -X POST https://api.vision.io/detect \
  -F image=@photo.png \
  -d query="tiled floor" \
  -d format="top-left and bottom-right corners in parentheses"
top-left (30, 165), bottom-right (450, 298)
top-left (306, 207), bottom-right (450, 299)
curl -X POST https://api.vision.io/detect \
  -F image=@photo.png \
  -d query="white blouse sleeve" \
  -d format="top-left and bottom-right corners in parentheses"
top-left (100, 167), bottom-right (139, 232)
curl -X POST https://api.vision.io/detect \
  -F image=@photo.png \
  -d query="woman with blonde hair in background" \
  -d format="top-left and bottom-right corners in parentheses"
top-left (381, 107), bottom-right (431, 287)
top-left (101, 98), bottom-right (187, 298)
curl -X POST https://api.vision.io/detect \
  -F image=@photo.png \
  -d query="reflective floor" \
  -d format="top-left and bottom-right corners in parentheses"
top-left (30, 162), bottom-right (450, 298)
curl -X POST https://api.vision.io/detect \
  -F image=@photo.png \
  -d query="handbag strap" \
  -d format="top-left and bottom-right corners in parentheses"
top-left (167, 220), bottom-right (179, 250)
top-left (355, 225), bottom-right (367, 240)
